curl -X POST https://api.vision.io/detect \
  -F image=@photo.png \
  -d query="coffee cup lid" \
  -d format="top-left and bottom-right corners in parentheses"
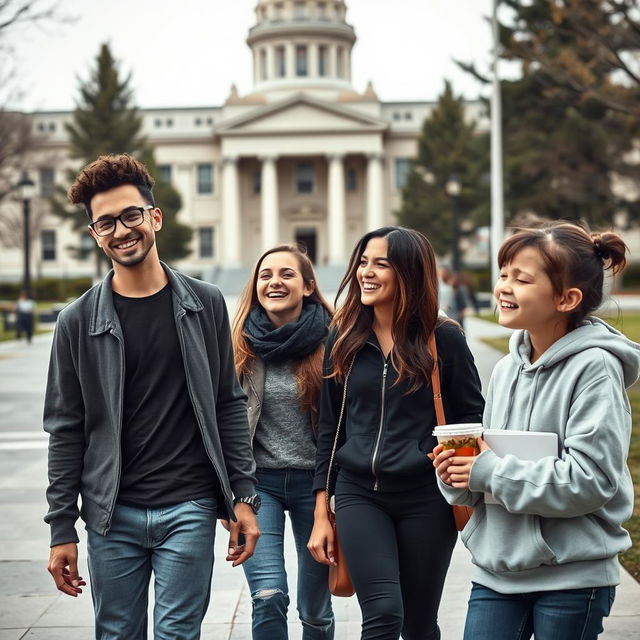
top-left (432, 423), bottom-right (483, 437)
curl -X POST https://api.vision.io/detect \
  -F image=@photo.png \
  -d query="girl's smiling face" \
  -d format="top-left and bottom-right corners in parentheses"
top-left (494, 246), bottom-right (565, 332)
top-left (256, 251), bottom-right (313, 327)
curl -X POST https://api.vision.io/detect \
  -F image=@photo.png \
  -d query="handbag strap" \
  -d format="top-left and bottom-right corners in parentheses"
top-left (428, 332), bottom-right (446, 426)
top-left (325, 355), bottom-right (356, 515)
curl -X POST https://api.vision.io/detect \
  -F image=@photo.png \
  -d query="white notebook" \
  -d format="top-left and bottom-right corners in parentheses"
top-left (482, 429), bottom-right (559, 505)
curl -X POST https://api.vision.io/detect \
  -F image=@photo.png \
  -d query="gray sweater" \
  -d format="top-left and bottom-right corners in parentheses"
top-left (253, 361), bottom-right (316, 469)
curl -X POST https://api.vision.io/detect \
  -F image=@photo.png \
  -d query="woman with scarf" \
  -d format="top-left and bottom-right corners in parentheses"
top-left (231, 244), bottom-right (335, 640)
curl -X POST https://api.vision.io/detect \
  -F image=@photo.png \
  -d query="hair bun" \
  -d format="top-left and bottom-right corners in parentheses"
top-left (591, 232), bottom-right (627, 275)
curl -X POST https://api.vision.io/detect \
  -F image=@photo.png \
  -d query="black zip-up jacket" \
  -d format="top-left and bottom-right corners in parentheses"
top-left (44, 264), bottom-right (256, 546)
top-left (313, 321), bottom-right (484, 493)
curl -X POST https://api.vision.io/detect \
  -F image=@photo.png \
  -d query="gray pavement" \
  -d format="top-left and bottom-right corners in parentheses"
top-left (0, 315), bottom-right (638, 639)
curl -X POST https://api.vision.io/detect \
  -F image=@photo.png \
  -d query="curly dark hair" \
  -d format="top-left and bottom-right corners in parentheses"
top-left (68, 154), bottom-right (155, 219)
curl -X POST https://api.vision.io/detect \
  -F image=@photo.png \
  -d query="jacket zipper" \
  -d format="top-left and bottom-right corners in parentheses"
top-left (175, 310), bottom-right (234, 515)
top-left (371, 359), bottom-right (389, 491)
top-left (105, 327), bottom-right (124, 532)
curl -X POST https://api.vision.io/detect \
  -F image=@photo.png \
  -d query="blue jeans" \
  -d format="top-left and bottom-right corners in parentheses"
top-left (87, 498), bottom-right (217, 640)
top-left (464, 582), bottom-right (616, 640)
top-left (242, 468), bottom-right (334, 640)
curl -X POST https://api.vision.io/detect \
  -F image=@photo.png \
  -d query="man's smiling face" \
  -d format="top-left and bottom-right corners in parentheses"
top-left (88, 184), bottom-right (162, 268)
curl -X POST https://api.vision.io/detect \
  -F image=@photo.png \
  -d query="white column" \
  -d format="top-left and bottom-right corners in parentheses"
top-left (309, 42), bottom-right (319, 78)
top-left (286, 42), bottom-right (296, 79)
top-left (261, 156), bottom-right (279, 252)
top-left (329, 44), bottom-right (338, 79)
top-left (222, 156), bottom-right (241, 267)
top-left (266, 45), bottom-right (275, 81)
top-left (327, 154), bottom-right (346, 265)
top-left (366, 153), bottom-right (385, 231)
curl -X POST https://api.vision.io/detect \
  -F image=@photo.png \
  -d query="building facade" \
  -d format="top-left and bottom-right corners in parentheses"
top-left (0, 0), bottom-right (487, 286)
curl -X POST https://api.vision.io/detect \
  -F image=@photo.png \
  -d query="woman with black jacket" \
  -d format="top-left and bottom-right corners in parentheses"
top-left (308, 227), bottom-right (484, 640)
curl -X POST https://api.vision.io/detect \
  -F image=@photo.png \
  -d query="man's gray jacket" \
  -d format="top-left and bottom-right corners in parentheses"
top-left (44, 264), bottom-right (256, 547)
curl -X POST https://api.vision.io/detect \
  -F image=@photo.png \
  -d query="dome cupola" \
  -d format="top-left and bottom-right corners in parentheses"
top-left (247, 0), bottom-right (356, 92)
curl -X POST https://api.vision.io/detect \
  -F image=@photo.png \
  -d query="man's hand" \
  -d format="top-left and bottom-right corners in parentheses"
top-left (48, 542), bottom-right (86, 597)
top-left (226, 503), bottom-right (260, 567)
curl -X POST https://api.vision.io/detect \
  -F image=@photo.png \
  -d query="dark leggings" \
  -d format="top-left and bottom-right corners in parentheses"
top-left (335, 475), bottom-right (457, 640)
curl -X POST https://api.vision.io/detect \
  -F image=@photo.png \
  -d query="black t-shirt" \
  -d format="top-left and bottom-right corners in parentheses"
top-left (113, 284), bottom-right (219, 507)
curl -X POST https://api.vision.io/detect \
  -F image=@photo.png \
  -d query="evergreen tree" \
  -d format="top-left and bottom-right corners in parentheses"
top-left (52, 43), bottom-right (192, 271)
top-left (461, 0), bottom-right (640, 227)
top-left (396, 81), bottom-right (489, 259)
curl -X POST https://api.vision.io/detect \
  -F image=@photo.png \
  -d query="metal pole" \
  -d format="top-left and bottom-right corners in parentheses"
top-left (23, 198), bottom-right (31, 293)
top-left (490, 0), bottom-right (505, 289)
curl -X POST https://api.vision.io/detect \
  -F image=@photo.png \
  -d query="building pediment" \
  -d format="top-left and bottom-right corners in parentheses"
top-left (216, 94), bottom-right (388, 136)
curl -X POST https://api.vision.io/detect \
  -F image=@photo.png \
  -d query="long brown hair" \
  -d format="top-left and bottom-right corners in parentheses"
top-left (498, 222), bottom-right (627, 331)
top-left (331, 227), bottom-right (440, 392)
top-left (232, 244), bottom-right (333, 413)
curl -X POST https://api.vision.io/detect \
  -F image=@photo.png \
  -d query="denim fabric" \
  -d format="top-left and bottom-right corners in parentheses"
top-left (87, 498), bottom-right (217, 640)
top-left (242, 469), bottom-right (334, 640)
top-left (463, 582), bottom-right (616, 640)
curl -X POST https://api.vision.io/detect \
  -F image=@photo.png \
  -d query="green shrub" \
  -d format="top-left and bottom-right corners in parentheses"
top-left (0, 277), bottom-right (92, 302)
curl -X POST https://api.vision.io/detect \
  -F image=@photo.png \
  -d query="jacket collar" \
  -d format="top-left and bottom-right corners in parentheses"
top-left (89, 261), bottom-right (203, 336)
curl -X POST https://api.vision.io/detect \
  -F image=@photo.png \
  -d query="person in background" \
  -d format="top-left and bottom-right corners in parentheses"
top-left (433, 222), bottom-right (639, 640)
top-left (232, 244), bottom-right (335, 640)
top-left (309, 226), bottom-right (484, 640)
top-left (15, 289), bottom-right (35, 343)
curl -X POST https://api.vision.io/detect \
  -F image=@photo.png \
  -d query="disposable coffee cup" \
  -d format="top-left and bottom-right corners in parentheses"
top-left (432, 423), bottom-right (483, 456)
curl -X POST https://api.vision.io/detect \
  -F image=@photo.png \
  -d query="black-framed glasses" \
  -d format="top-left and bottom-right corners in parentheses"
top-left (88, 205), bottom-right (154, 237)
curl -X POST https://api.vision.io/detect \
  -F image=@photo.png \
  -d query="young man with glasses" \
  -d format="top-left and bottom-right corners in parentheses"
top-left (44, 153), bottom-right (260, 639)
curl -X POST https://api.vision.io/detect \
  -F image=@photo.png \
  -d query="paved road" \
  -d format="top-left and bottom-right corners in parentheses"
top-left (0, 315), bottom-right (638, 639)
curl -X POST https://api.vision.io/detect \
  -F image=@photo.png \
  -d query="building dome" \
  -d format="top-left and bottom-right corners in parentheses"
top-left (247, 0), bottom-right (356, 93)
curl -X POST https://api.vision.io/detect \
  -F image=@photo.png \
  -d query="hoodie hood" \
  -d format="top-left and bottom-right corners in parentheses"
top-left (509, 316), bottom-right (640, 388)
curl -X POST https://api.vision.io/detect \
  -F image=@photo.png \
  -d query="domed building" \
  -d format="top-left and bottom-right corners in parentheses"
top-left (0, 0), bottom-right (486, 289)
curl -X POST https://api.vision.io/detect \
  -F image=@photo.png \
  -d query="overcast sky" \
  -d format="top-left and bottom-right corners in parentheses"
top-left (6, 0), bottom-right (500, 112)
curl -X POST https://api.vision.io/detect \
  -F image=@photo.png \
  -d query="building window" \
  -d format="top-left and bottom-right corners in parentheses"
top-left (78, 231), bottom-right (94, 261)
top-left (253, 171), bottom-right (262, 194)
top-left (405, 112), bottom-right (413, 120)
top-left (318, 45), bottom-right (327, 76)
top-left (158, 164), bottom-right (172, 183)
top-left (393, 112), bottom-right (401, 121)
top-left (294, 1), bottom-right (306, 18)
top-left (194, 117), bottom-right (202, 126)
top-left (197, 163), bottom-right (214, 194)
top-left (48, 122), bottom-right (56, 132)
top-left (166, 118), bottom-right (173, 127)
top-left (274, 2), bottom-right (283, 20)
top-left (38, 167), bottom-right (55, 197)
top-left (296, 162), bottom-right (314, 193)
top-left (199, 227), bottom-right (214, 258)
top-left (260, 49), bottom-right (268, 80)
top-left (276, 46), bottom-right (286, 77)
top-left (296, 45), bottom-right (308, 76)
top-left (206, 117), bottom-right (214, 125)
top-left (41, 230), bottom-right (56, 261)
top-left (37, 122), bottom-right (45, 131)
top-left (395, 158), bottom-right (411, 190)
top-left (336, 47), bottom-right (344, 78)
top-left (154, 118), bottom-right (162, 127)
top-left (346, 167), bottom-right (358, 192)
top-left (317, 1), bottom-right (326, 18)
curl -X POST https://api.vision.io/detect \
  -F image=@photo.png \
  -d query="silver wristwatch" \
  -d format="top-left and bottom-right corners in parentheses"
top-left (233, 494), bottom-right (261, 514)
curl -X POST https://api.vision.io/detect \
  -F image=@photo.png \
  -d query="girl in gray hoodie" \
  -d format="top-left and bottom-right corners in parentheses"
top-left (433, 222), bottom-right (640, 640)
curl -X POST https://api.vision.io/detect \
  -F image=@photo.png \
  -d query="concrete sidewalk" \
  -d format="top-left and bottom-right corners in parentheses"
top-left (0, 316), bottom-right (638, 639)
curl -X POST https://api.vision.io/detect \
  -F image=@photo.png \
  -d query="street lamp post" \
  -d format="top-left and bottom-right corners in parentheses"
top-left (445, 174), bottom-right (462, 272)
top-left (17, 172), bottom-right (36, 294)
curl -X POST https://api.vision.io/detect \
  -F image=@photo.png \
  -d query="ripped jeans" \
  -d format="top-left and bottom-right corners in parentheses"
top-left (242, 468), bottom-right (334, 640)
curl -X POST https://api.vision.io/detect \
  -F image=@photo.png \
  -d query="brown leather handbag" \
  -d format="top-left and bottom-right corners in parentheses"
top-left (325, 357), bottom-right (356, 597)
top-left (428, 333), bottom-right (474, 532)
